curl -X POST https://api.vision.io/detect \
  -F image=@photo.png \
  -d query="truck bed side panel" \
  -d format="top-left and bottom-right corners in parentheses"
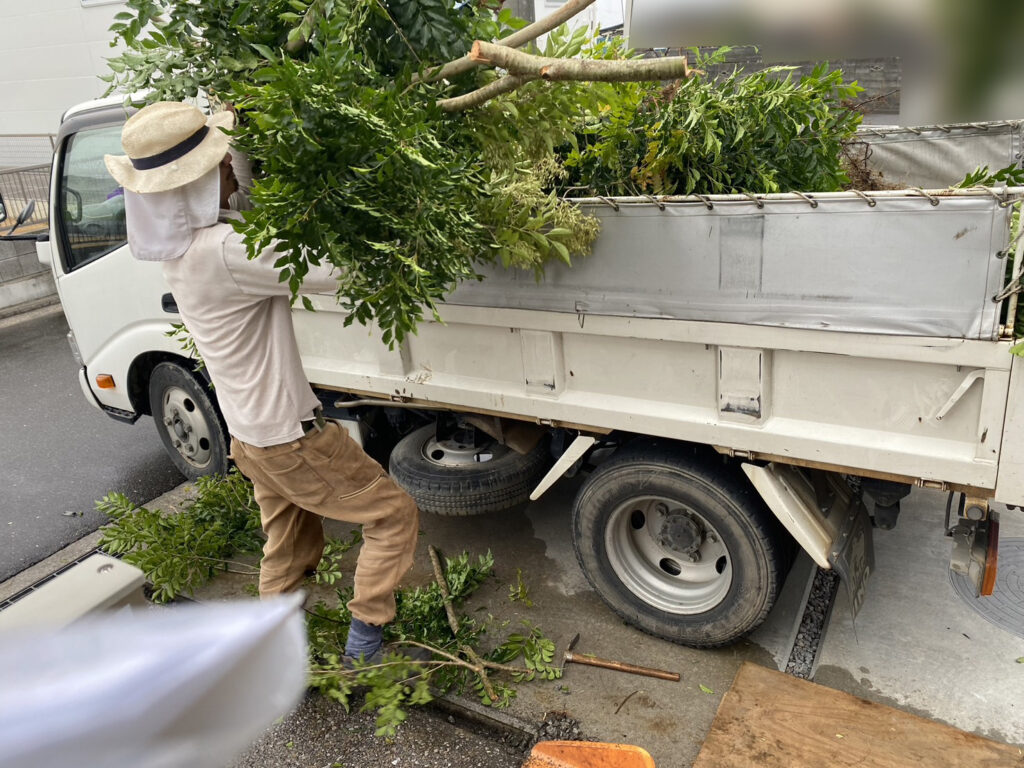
top-left (448, 195), bottom-right (1010, 340)
top-left (296, 303), bottom-right (1012, 495)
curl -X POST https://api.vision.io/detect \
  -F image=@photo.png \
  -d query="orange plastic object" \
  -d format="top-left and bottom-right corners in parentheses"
top-left (523, 741), bottom-right (656, 768)
top-left (95, 374), bottom-right (115, 389)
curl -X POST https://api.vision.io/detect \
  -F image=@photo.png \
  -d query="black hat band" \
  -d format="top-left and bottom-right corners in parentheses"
top-left (130, 125), bottom-right (211, 171)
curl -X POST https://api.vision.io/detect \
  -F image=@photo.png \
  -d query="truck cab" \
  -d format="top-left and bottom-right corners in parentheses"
top-left (37, 97), bottom-right (230, 479)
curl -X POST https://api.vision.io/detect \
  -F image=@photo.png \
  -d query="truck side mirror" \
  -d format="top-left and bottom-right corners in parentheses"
top-left (4, 200), bottom-right (35, 236)
top-left (64, 188), bottom-right (82, 224)
top-left (15, 200), bottom-right (35, 227)
top-left (0, 193), bottom-right (6, 224)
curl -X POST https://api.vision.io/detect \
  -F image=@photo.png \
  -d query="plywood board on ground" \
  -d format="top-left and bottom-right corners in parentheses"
top-left (693, 662), bottom-right (1023, 767)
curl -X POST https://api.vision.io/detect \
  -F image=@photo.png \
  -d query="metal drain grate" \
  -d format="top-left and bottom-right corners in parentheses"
top-left (785, 566), bottom-right (840, 679)
top-left (949, 537), bottom-right (1024, 640)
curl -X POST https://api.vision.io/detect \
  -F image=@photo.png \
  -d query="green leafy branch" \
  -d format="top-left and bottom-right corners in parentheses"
top-left (508, 567), bottom-right (532, 606)
top-left (97, 469), bottom-right (263, 602)
top-left (305, 546), bottom-right (561, 735)
top-left (165, 321), bottom-right (206, 375)
top-left (956, 164), bottom-right (1024, 189)
top-left (311, 528), bottom-right (362, 585)
top-left (560, 49), bottom-right (864, 197)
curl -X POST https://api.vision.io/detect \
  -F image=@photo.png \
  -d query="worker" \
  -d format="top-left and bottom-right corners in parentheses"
top-left (105, 101), bottom-right (420, 664)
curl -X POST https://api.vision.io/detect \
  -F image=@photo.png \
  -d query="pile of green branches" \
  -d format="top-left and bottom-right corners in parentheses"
top-left (105, 0), bottom-right (863, 344)
top-left (97, 472), bottom-right (561, 736)
top-left (559, 57), bottom-right (862, 197)
top-left (307, 551), bottom-right (560, 736)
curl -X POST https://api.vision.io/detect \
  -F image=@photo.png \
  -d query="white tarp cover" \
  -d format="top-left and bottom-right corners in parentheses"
top-left (450, 194), bottom-right (1012, 339)
top-left (0, 596), bottom-right (307, 768)
top-left (857, 122), bottom-right (1024, 190)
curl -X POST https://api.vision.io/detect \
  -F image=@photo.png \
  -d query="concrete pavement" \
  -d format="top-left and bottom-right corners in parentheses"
top-left (196, 480), bottom-right (1024, 766)
top-left (814, 489), bottom-right (1024, 747)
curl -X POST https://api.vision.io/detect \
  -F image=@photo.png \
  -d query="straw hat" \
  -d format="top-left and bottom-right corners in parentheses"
top-left (104, 102), bottom-right (235, 194)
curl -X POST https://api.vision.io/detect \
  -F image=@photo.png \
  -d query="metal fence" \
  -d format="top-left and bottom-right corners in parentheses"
top-left (0, 134), bottom-right (56, 171)
top-left (0, 161), bottom-right (51, 286)
top-left (0, 164), bottom-right (50, 234)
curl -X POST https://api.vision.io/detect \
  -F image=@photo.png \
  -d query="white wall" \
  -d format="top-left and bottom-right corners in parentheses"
top-left (533, 0), bottom-right (624, 32)
top-left (0, 0), bottom-right (621, 140)
top-left (0, 0), bottom-right (126, 136)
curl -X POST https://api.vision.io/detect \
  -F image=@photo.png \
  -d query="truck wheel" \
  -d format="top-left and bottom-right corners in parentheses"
top-left (572, 442), bottom-right (786, 647)
top-left (149, 362), bottom-right (230, 481)
top-left (389, 424), bottom-right (549, 516)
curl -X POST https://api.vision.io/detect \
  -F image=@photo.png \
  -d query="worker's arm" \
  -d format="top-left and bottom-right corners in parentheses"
top-left (221, 231), bottom-right (338, 297)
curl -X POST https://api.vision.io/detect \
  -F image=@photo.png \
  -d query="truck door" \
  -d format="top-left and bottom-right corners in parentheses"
top-left (50, 119), bottom-right (174, 415)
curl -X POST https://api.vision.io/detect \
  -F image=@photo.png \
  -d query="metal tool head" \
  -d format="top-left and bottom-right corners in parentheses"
top-left (566, 632), bottom-right (580, 654)
top-left (560, 633), bottom-right (581, 673)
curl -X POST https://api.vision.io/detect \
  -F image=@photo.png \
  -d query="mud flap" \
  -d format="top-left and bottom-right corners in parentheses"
top-left (742, 463), bottom-right (875, 618)
top-left (828, 497), bottom-right (874, 617)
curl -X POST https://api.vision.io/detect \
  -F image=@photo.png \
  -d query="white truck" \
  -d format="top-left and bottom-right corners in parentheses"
top-left (8, 97), bottom-right (1022, 647)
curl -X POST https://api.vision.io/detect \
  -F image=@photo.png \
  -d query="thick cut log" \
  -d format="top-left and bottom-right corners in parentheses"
top-left (414, 0), bottom-right (598, 85)
top-left (469, 40), bottom-right (693, 82)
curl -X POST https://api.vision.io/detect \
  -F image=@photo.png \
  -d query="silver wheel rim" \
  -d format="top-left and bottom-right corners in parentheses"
top-left (161, 386), bottom-right (214, 469)
top-left (605, 496), bottom-right (732, 614)
top-left (420, 434), bottom-right (509, 467)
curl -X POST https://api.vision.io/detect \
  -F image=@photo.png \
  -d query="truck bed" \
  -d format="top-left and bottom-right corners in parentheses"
top-left (294, 189), bottom-right (1024, 502)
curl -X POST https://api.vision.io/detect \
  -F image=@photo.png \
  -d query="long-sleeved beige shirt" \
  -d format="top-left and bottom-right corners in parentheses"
top-left (162, 222), bottom-right (336, 447)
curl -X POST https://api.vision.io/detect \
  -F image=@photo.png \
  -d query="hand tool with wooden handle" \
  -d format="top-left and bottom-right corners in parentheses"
top-left (562, 633), bottom-right (680, 682)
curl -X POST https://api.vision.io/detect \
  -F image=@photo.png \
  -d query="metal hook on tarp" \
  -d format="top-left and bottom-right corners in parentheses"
top-left (994, 275), bottom-right (1023, 303)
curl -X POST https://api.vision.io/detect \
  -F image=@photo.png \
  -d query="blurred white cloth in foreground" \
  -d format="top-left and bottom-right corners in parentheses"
top-left (0, 595), bottom-right (307, 768)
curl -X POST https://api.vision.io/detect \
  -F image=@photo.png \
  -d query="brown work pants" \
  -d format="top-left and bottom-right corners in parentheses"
top-left (230, 421), bottom-right (419, 626)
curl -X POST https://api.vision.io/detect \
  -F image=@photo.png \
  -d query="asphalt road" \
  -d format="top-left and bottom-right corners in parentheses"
top-left (0, 305), bottom-right (184, 582)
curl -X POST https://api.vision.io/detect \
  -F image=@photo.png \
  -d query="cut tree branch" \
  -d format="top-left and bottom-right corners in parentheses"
top-left (439, 42), bottom-right (695, 112)
top-left (438, 73), bottom-right (538, 112)
top-left (429, 545), bottom-right (461, 636)
top-left (470, 40), bottom-right (694, 82)
top-left (413, 0), bottom-right (598, 85)
top-left (428, 545), bottom-right (498, 702)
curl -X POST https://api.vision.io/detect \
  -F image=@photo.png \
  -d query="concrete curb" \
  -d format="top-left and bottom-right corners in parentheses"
top-left (0, 481), bottom-right (196, 605)
top-left (431, 693), bottom-right (538, 745)
top-left (0, 530), bottom-right (105, 604)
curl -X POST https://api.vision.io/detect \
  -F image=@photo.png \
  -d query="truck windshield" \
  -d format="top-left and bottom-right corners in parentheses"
top-left (59, 124), bottom-right (127, 270)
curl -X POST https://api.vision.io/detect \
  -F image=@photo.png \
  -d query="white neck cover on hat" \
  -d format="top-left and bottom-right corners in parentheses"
top-left (124, 166), bottom-right (221, 262)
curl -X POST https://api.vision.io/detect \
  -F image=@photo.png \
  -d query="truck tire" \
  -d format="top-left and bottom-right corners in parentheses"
top-left (572, 441), bottom-right (786, 647)
top-left (149, 362), bottom-right (230, 481)
top-left (389, 424), bottom-right (549, 516)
